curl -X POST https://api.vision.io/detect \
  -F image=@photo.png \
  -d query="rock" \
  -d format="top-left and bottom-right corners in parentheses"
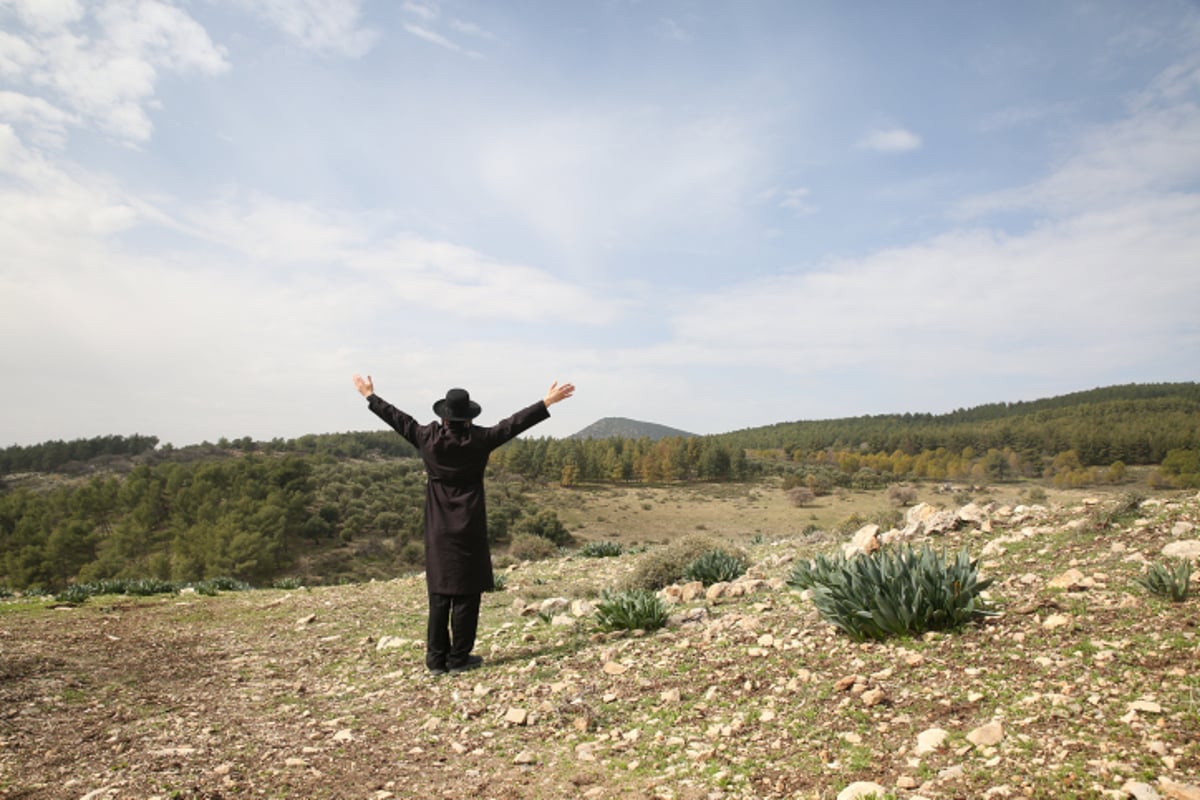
top-left (550, 614), bottom-right (576, 627)
top-left (539, 597), bottom-right (570, 614)
top-left (331, 729), bottom-right (354, 743)
top-left (1123, 782), bottom-right (1162, 800)
top-left (1048, 568), bottom-right (1087, 590)
top-left (296, 614), bottom-right (317, 626)
top-left (1158, 779), bottom-right (1200, 800)
top-left (680, 581), bottom-right (706, 602)
top-left (1162, 540), bottom-right (1200, 561)
top-left (848, 524), bottom-right (881, 555)
top-left (967, 721), bottom-right (1004, 747)
top-left (512, 749), bottom-right (537, 765)
top-left (1042, 614), bottom-right (1071, 630)
top-left (861, 688), bottom-right (887, 707)
top-left (602, 661), bottom-right (628, 675)
top-left (570, 599), bottom-right (596, 617)
top-left (958, 503), bottom-right (987, 524)
top-left (1127, 700), bottom-right (1163, 714)
top-left (916, 728), bottom-right (948, 755)
top-left (1171, 521), bottom-right (1196, 536)
top-left (837, 781), bottom-right (888, 800)
top-left (375, 636), bottom-right (407, 651)
top-left (284, 757), bottom-right (307, 768)
top-left (660, 688), bottom-right (681, 704)
top-left (896, 776), bottom-right (918, 789)
top-left (706, 582), bottom-right (730, 601)
top-left (504, 708), bottom-right (529, 726)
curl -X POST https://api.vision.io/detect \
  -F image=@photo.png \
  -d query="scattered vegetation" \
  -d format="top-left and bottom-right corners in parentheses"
top-left (507, 532), bottom-right (559, 562)
top-left (51, 576), bottom-right (252, 604)
top-left (789, 544), bottom-right (996, 641)
top-left (683, 549), bottom-right (748, 586)
top-left (622, 535), bottom-right (747, 591)
top-left (1134, 558), bottom-right (1193, 602)
top-left (579, 540), bottom-right (624, 558)
top-left (593, 588), bottom-right (669, 632)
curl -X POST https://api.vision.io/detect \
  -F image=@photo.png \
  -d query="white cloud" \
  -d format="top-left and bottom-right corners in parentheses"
top-left (226, 0), bottom-right (378, 58)
top-left (0, 0), bottom-right (228, 143)
top-left (857, 127), bottom-right (922, 153)
top-left (402, 22), bottom-right (480, 58)
top-left (475, 107), bottom-right (764, 259)
top-left (0, 90), bottom-right (79, 147)
top-left (960, 104), bottom-right (1200, 218)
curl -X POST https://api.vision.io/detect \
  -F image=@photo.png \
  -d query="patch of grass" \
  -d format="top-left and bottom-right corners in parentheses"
top-left (594, 588), bottom-right (669, 632)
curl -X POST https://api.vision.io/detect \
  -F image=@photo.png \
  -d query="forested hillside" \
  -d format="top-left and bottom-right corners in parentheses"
top-left (3, 382), bottom-right (1199, 593)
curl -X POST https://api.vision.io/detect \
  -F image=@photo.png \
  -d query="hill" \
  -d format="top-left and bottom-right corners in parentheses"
top-left (2, 487), bottom-right (1197, 798)
top-left (712, 381), bottom-right (1200, 464)
top-left (569, 416), bottom-right (696, 440)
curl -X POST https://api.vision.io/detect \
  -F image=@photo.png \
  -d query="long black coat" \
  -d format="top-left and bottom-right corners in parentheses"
top-left (367, 394), bottom-right (551, 594)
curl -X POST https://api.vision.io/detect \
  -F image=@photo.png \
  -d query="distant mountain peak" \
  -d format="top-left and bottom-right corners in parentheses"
top-left (569, 417), bottom-right (696, 441)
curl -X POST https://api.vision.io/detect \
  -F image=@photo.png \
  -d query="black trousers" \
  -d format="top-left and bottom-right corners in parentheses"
top-left (426, 591), bottom-right (481, 670)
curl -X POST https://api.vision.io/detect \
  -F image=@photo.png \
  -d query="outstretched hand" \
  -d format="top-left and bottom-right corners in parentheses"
top-left (352, 374), bottom-right (375, 398)
top-left (543, 381), bottom-right (575, 407)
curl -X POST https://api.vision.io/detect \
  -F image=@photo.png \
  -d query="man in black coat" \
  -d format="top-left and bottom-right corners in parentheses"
top-left (353, 374), bottom-right (575, 674)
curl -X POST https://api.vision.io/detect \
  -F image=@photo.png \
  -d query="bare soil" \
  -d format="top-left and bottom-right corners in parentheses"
top-left (2, 484), bottom-right (1198, 800)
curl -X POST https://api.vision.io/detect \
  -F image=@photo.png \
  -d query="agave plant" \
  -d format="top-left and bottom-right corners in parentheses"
top-left (790, 543), bottom-right (996, 641)
top-left (594, 588), bottom-right (670, 632)
top-left (580, 541), bottom-right (624, 558)
top-left (684, 549), bottom-right (748, 586)
top-left (1134, 558), bottom-right (1192, 602)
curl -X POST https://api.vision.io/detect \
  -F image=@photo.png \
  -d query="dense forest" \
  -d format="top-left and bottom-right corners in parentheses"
top-left (2, 382), bottom-right (1198, 593)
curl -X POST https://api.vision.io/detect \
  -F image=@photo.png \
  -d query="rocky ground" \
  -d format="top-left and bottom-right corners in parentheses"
top-left (1, 491), bottom-right (1198, 800)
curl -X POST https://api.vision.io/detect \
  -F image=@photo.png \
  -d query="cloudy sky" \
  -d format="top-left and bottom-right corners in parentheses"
top-left (2, 0), bottom-right (1198, 447)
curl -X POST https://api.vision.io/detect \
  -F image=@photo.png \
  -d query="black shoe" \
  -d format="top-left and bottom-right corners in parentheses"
top-left (447, 655), bottom-right (483, 674)
top-left (428, 665), bottom-right (448, 676)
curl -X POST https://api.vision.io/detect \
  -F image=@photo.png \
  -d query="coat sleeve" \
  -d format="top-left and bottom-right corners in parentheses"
top-left (366, 394), bottom-right (423, 448)
top-left (483, 401), bottom-right (551, 450)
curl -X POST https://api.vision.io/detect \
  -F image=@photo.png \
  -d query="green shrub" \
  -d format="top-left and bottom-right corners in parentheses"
top-left (54, 584), bottom-right (95, 604)
top-left (1088, 491), bottom-right (1146, 531)
top-left (789, 544), bottom-right (996, 641)
top-left (684, 549), bottom-right (748, 586)
top-left (622, 535), bottom-right (747, 591)
top-left (513, 509), bottom-right (571, 545)
top-left (594, 588), bottom-right (669, 632)
top-left (202, 576), bottom-right (253, 592)
top-left (486, 573), bottom-right (508, 592)
top-left (1134, 559), bottom-right (1192, 602)
top-left (0, 586), bottom-right (13, 599)
top-left (124, 578), bottom-right (179, 596)
top-left (508, 532), bottom-right (559, 562)
top-left (272, 577), bottom-right (305, 590)
top-left (580, 541), bottom-right (623, 558)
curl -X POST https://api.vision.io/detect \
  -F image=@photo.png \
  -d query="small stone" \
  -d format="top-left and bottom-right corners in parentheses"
top-left (284, 757), bottom-right (307, 768)
top-left (896, 776), bottom-right (918, 789)
top-left (1042, 614), bottom-right (1071, 630)
top-left (967, 721), bottom-right (1004, 747)
top-left (660, 688), bottom-right (681, 704)
top-left (296, 614), bottom-right (317, 626)
top-left (916, 728), bottom-right (948, 755)
top-left (331, 729), bottom-right (354, 743)
top-left (837, 781), bottom-right (888, 800)
top-left (1157, 778), bottom-right (1200, 800)
top-left (504, 708), bottom-right (529, 726)
top-left (861, 688), bottom-right (886, 707)
top-left (1122, 781), bottom-right (1161, 800)
top-left (603, 661), bottom-right (627, 675)
top-left (512, 749), bottom-right (537, 765)
top-left (1128, 700), bottom-right (1163, 714)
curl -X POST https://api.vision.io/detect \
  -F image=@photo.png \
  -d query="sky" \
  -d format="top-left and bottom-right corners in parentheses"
top-left (2, 0), bottom-right (1199, 447)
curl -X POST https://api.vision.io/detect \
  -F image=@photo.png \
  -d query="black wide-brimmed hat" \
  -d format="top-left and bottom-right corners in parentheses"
top-left (433, 388), bottom-right (481, 421)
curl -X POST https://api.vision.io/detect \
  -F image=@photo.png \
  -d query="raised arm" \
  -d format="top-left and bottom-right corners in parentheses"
top-left (543, 381), bottom-right (575, 408)
top-left (352, 373), bottom-right (375, 398)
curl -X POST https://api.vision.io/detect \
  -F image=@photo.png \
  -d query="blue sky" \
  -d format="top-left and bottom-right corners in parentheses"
top-left (2, 0), bottom-right (1198, 447)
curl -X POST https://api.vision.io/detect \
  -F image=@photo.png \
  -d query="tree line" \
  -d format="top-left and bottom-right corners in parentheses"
top-left (0, 454), bottom-right (548, 592)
